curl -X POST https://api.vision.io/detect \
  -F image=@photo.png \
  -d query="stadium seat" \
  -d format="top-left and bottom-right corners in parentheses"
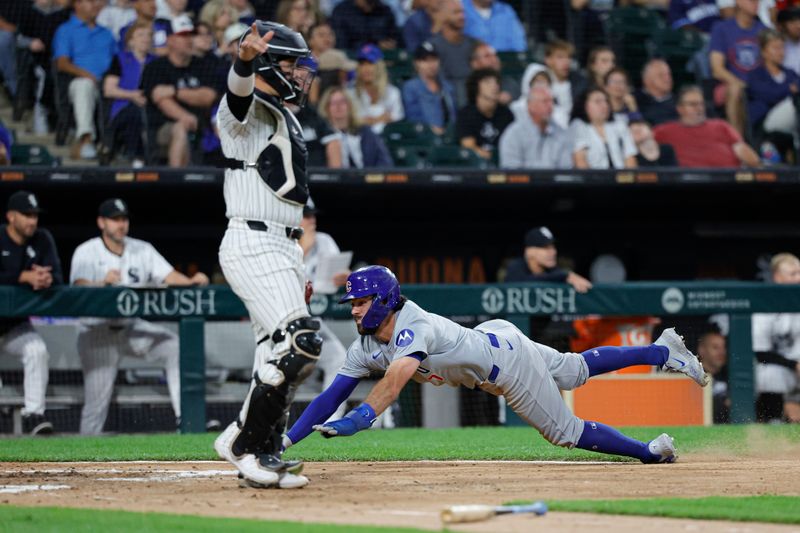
top-left (606, 7), bottom-right (667, 86)
top-left (10, 143), bottom-right (59, 166)
top-left (425, 145), bottom-right (489, 168)
top-left (382, 121), bottom-right (442, 150)
top-left (389, 145), bottom-right (424, 168)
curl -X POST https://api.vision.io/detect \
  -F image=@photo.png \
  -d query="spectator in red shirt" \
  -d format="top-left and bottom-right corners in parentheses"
top-left (653, 85), bottom-right (760, 167)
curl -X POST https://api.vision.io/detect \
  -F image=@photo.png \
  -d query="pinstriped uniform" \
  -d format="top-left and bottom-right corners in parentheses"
top-left (70, 237), bottom-right (181, 435)
top-left (217, 89), bottom-right (310, 426)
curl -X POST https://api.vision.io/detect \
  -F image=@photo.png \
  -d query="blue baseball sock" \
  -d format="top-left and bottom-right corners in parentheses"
top-left (581, 345), bottom-right (668, 377)
top-left (576, 421), bottom-right (656, 462)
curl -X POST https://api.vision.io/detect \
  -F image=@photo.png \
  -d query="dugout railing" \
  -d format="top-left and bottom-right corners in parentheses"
top-left (0, 282), bottom-right (794, 432)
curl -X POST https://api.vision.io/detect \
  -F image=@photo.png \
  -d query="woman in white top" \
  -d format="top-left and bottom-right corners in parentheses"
top-left (346, 44), bottom-right (404, 134)
top-left (569, 87), bottom-right (638, 169)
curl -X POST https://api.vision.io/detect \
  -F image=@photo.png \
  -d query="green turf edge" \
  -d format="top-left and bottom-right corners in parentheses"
top-left (508, 496), bottom-right (800, 525)
top-left (2, 425), bottom-right (799, 462)
top-left (0, 505), bottom-right (438, 533)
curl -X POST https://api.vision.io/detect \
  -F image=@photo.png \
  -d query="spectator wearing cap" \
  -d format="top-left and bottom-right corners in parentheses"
top-left (0, 191), bottom-right (63, 435)
top-left (499, 85), bottom-right (572, 169)
top-left (503, 226), bottom-right (593, 293)
top-left (140, 15), bottom-right (220, 167)
top-left (469, 42), bottom-right (520, 105)
top-left (319, 86), bottom-right (393, 168)
top-left (53, 0), bottom-right (117, 160)
top-left (70, 197), bottom-right (209, 435)
top-left (779, 8), bottom-right (800, 74)
top-left (462, 0), bottom-right (526, 52)
top-left (429, 0), bottom-right (479, 108)
top-left (747, 29), bottom-right (800, 149)
top-left (0, 123), bottom-right (11, 166)
top-left (654, 85), bottom-right (760, 167)
top-left (402, 42), bottom-right (456, 135)
top-left (668, 0), bottom-right (721, 33)
top-left (635, 59), bottom-right (679, 126)
top-left (346, 44), bottom-right (404, 134)
top-left (457, 68), bottom-right (513, 162)
top-left (118, 0), bottom-right (171, 56)
top-left (308, 22), bottom-right (354, 106)
top-left (103, 20), bottom-right (157, 167)
top-left (330, 0), bottom-right (400, 51)
top-left (629, 115), bottom-right (678, 167)
top-left (403, 0), bottom-right (443, 54)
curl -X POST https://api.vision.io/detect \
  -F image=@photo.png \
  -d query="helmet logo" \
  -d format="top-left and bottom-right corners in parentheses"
top-left (345, 280), bottom-right (351, 293)
top-left (396, 329), bottom-right (415, 347)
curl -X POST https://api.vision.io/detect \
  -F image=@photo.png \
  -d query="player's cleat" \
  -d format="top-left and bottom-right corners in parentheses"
top-left (214, 422), bottom-right (280, 486)
top-left (655, 328), bottom-right (709, 386)
top-left (645, 433), bottom-right (677, 463)
top-left (22, 414), bottom-right (54, 436)
top-left (238, 472), bottom-right (309, 489)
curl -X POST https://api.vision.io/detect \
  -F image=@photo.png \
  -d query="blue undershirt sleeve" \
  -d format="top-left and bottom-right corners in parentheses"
top-left (286, 374), bottom-right (361, 445)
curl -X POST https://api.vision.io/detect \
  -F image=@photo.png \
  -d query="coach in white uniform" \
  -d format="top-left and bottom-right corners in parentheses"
top-left (212, 21), bottom-right (324, 490)
top-left (752, 253), bottom-right (800, 423)
top-left (70, 198), bottom-right (209, 435)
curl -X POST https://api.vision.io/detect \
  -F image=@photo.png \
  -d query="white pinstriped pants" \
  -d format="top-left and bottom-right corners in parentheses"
top-left (78, 320), bottom-right (180, 435)
top-left (1, 323), bottom-right (49, 416)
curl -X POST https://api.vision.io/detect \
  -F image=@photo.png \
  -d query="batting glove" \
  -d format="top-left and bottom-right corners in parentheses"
top-left (313, 403), bottom-right (376, 438)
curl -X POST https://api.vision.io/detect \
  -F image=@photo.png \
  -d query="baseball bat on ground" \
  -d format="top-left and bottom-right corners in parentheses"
top-left (440, 501), bottom-right (548, 524)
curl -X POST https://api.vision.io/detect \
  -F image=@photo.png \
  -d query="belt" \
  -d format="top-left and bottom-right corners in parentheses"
top-left (488, 364), bottom-right (500, 383)
top-left (218, 157), bottom-right (258, 170)
top-left (246, 220), bottom-right (304, 240)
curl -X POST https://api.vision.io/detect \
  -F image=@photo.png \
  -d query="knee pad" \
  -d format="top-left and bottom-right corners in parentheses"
top-left (257, 317), bottom-right (323, 387)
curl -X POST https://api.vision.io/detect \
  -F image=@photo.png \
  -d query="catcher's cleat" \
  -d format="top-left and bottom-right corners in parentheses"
top-left (644, 433), bottom-right (677, 464)
top-left (655, 328), bottom-right (709, 386)
top-left (239, 472), bottom-right (309, 489)
top-left (215, 422), bottom-right (280, 486)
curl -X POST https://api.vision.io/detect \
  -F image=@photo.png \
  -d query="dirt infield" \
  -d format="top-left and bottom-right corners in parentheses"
top-left (2, 457), bottom-right (800, 532)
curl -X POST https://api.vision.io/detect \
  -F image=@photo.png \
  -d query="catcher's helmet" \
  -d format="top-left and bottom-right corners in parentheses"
top-left (339, 266), bottom-right (401, 330)
top-left (244, 20), bottom-right (315, 106)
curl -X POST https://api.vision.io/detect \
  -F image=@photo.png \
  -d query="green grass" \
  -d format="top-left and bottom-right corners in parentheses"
top-left (510, 496), bottom-right (800, 525)
top-left (1, 424), bottom-right (798, 462)
top-left (0, 506), bottom-right (433, 532)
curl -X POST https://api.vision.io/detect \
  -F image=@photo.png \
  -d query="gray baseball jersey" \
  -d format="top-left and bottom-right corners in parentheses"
top-left (338, 300), bottom-right (589, 447)
top-left (752, 313), bottom-right (800, 395)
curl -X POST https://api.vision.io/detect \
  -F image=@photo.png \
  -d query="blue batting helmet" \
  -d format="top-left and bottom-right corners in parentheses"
top-left (339, 266), bottom-right (401, 329)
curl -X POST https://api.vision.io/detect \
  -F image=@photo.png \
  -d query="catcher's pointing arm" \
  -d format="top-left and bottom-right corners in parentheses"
top-left (313, 355), bottom-right (421, 438)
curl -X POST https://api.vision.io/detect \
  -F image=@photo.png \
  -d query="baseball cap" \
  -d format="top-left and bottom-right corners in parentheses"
top-left (167, 14), bottom-right (195, 36)
top-left (223, 22), bottom-right (249, 46)
top-left (778, 7), bottom-right (800, 24)
top-left (98, 198), bottom-right (130, 218)
top-left (524, 226), bottom-right (555, 248)
top-left (357, 43), bottom-right (383, 63)
top-left (414, 41), bottom-right (438, 60)
top-left (7, 190), bottom-right (43, 214)
top-left (318, 49), bottom-right (357, 71)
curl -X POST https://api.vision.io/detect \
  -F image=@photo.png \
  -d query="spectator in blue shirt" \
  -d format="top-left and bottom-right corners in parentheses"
top-left (709, 0), bottom-right (767, 134)
top-left (747, 29), bottom-right (799, 140)
top-left (0, 122), bottom-right (11, 165)
top-left (402, 42), bottom-right (456, 134)
top-left (403, 0), bottom-right (443, 54)
top-left (462, 0), bottom-right (526, 52)
top-left (53, 0), bottom-right (116, 160)
top-left (669, 0), bottom-right (721, 33)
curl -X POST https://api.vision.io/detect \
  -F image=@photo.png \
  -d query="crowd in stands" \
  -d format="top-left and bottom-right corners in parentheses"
top-left (0, 0), bottom-right (800, 168)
